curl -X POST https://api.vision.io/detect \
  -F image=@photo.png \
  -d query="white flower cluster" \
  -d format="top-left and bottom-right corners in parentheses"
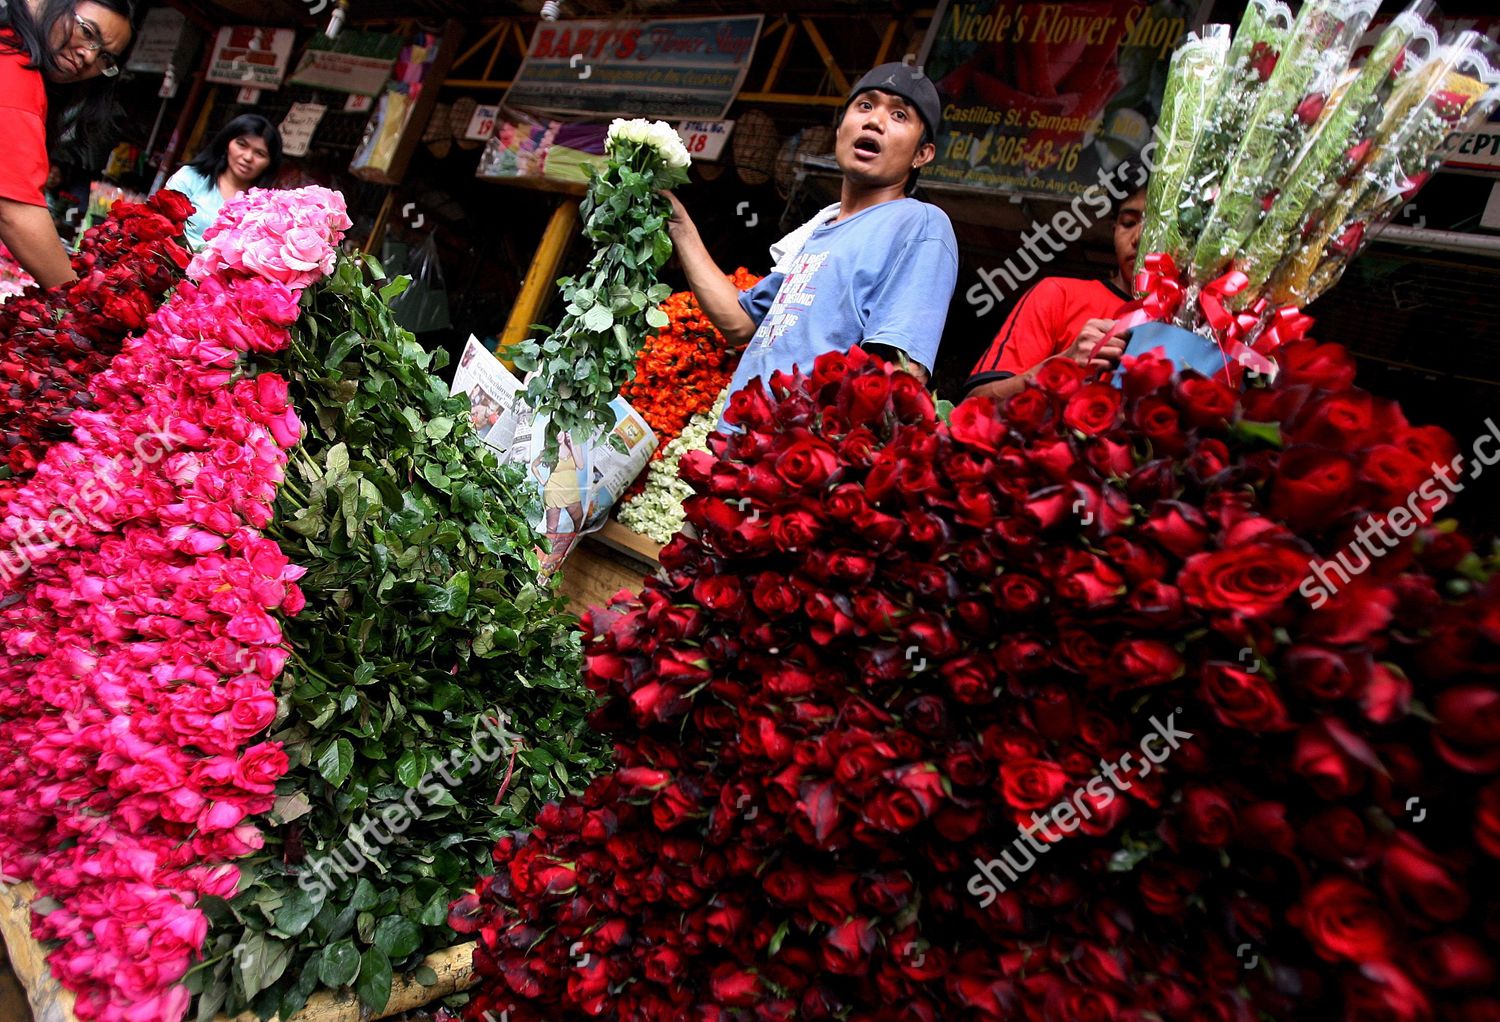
top-left (606, 117), bottom-right (692, 170)
top-left (617, 390), bottom-right (729, 545)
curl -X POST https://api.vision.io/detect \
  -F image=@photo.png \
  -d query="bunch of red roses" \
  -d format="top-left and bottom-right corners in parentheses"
top-left (454, 342), bottom-right (1498, 1021)
top-left (0, 190), bottom-right (191, 484)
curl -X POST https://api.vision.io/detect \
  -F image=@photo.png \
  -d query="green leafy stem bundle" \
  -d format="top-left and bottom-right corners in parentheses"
top-left (512, 135), bottom-right (689, 462)
top-left (186, 256), bottom-right (606, 1021)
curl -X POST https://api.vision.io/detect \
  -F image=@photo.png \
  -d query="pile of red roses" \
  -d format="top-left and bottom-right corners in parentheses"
top-left (454, 340), bottom-right (1498, 1021)
top-left (0, 191), bottom-right (191, 486)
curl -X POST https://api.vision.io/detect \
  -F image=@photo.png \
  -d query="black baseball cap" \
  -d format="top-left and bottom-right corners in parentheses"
top-left (844, 62), bottom-right (942, 138)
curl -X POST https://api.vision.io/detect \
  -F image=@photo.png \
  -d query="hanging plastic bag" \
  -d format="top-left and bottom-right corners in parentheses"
top-left (388, 233), bottom-right (451, 333)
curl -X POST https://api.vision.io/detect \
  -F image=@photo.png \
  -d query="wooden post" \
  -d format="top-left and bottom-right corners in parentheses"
top-left (498, 196), bottom-right (580, 353)
top-left (0, 883), bottom-right (78, 1022)
top-left (2, 880), bottom-right (475, 1022)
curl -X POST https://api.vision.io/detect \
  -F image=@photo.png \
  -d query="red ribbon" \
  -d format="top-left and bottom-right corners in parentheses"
top-left (1198, 268), bottom-right (1250, 341)
top-left (1258, 304), bottom-right (1315, 352)
top-left (1105, 252), bottom-right (1313, 382)
top-left (1105, 252), bottom-right (1185, 342)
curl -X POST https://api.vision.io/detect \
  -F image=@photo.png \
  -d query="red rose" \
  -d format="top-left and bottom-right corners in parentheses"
top-left (1271, 448), bottom-right (1358, 530)
top-left (845, 372), bottom-right (892, 423)
top-left (708, 965), bottom-right (763, 1006)
top-left (1290, 876), bottom-right (1392, 963)
top-left (1299, 806), bottom-right (1375, 866)
top-left (1292, 724), bottom-right (1366, 799)
top-left (1062, 383), bottom-right (1123, 435)
top-left (1137, 864), bottom-right (1198, 916)
top-left (949, 397), bottom-right (1006, 452)
top-left (1003, 387), bottom-right (1052, 432)
top-left (1175, 375), bottom-right (1237, 427)
top-left (1238, 801), bottom-right (1296, 856)
top-left (651, 782), bottom-right (701, 831)
top-left (1132, 395), bottom-right (1186, 453)
top-left (822, 918), bottom-right (877, 975)
top-left (1381, 835), bottom-right (1469, 923)
top-left (998, 757), bottom-right (1068, 811)
top-left (1433, 684), bottom-right (1500, 773)
top-left (1278, 340), bottom-right (1358, 390)
top-left (1285, 645), bottom-right (1366, 701)
top-left (1108, 638), bottom-right (1182, 689)
top-left (149, 188), bottom-right (196, 223)
top-left (775, 436), bottom-right (840, 489)
top-left (942, 655), bottom-right (997, 705)
top-left (1034, 356), bottom-right (1087, 397)
top-left (1341, 963), bottom-right (1431, 1022)
top-left (1179, 784), bottom-right (1236, 848)
top-left (1179, 542), bottom-right (1310, 617)
top-left (1140, 501), bottom-right (1210, 557)
top-left (1409, 933), bottom-right (1496, 990)
top-left (692, 575), bottom-right (744, 616)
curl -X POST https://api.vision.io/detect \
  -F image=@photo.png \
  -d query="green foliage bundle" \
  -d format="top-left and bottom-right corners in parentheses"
top-left (512, 120), bottom-right (691, 461)
top-left (188, 256), bottom-right (606, 1021)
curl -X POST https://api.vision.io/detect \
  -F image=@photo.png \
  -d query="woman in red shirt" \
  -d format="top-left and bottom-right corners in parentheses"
top-left (0, 0), bottom-right (133, 288)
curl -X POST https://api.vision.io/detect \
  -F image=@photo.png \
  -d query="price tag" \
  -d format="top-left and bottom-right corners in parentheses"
top-left (280, 102), bottom-right (327, 158)
top-left (345, 93), bottom-right (374, 113)
top-left (465, 104), bottom-right (500, 141)
top-left (675, 120), bottom-right (734, 162)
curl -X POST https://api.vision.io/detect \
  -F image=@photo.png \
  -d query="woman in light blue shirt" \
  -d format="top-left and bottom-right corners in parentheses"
top-left (160, 114), bottom-right (282, 248)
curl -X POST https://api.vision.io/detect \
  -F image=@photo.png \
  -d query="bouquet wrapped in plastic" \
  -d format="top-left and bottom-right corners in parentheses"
top-left (1129, 0), bottom-right (1499, 374)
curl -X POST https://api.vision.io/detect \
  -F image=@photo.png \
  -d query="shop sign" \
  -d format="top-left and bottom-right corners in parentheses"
top-left (505, 15), bottom-right (763, 120)
top-left (127, 7), bottom-right (188, 74)
top-left (675, 120), bottom-right (734, 161)
top-left (288, 31), bottom-right (401, 96)
top-left (206, 26), bottom-right (296, 90)
top-left (917, 0), bottom-right (1194, 197)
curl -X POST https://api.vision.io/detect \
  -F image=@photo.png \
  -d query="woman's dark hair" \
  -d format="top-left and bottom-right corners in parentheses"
top-left (187, 114), bottom-right (284, 187)
top-left (1, 0), bottom-right (137, 162)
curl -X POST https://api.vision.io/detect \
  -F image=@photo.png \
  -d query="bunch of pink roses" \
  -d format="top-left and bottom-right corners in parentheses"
top-left (0, 187), bottom-right (348, 1022)
top-left (188, 186), bottom-right (352, 289)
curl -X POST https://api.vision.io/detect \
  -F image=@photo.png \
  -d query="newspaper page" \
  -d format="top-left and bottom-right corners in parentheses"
top-left (449, 337), bottom-right (657, 574)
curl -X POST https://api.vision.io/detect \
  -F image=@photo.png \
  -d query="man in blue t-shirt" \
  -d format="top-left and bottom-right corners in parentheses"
top-left (665, 63), bottom-right (958, 403)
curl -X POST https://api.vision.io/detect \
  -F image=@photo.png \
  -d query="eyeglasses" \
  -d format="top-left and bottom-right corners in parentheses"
top-left (72, 15), bottom-right (121, 77)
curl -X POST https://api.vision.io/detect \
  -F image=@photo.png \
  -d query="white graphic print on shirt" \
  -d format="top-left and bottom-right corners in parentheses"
top-left (754, 250), bottom-right (829, 352)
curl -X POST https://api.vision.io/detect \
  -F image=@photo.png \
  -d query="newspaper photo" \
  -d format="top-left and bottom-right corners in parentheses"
top-left (449, 337), bottom-right (657, 575)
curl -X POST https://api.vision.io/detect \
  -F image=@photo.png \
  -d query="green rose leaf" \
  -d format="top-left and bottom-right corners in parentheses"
top-left (354, 946), bottom-right (394, 1012)
top-left (317, 738), bottom-right (354, 787)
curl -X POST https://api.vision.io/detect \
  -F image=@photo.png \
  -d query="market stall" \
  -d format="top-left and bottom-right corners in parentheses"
top-left (2, 1), bottom-right (1500, 1021)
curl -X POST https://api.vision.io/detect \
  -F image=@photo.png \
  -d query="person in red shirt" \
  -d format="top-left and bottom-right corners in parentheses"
top-left (965, 177), bottom-right (1145, 400)
top-left (0, 0), bottom-right (134, 288)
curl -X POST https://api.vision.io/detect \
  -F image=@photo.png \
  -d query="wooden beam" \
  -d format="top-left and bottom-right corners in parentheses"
top-left (874, 18), bottom-right (902, 66)
top-left (799, 16), bottom-right (850, 95)
top-left (499, 198), bottom-right (581, 353)
top-left (454, 20), bottom-right (504, 70)
top-left (761, 17), bottom-right (797, 94)
top-left (483, 18), bottom-right (508, 81)
top-left (363, 189), bottom-right (396, 255)
top-left (737, 92), bottom-right (845, 107)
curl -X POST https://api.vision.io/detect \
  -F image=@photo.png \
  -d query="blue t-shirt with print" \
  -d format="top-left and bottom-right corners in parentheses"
top-left (726, 198), bottom-right (959, 406)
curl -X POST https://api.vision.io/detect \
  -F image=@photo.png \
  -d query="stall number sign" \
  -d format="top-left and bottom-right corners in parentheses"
top-left (676, 120), bottom-right (733, 161)
top-left (466, 104), bottom-right (500, 142)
